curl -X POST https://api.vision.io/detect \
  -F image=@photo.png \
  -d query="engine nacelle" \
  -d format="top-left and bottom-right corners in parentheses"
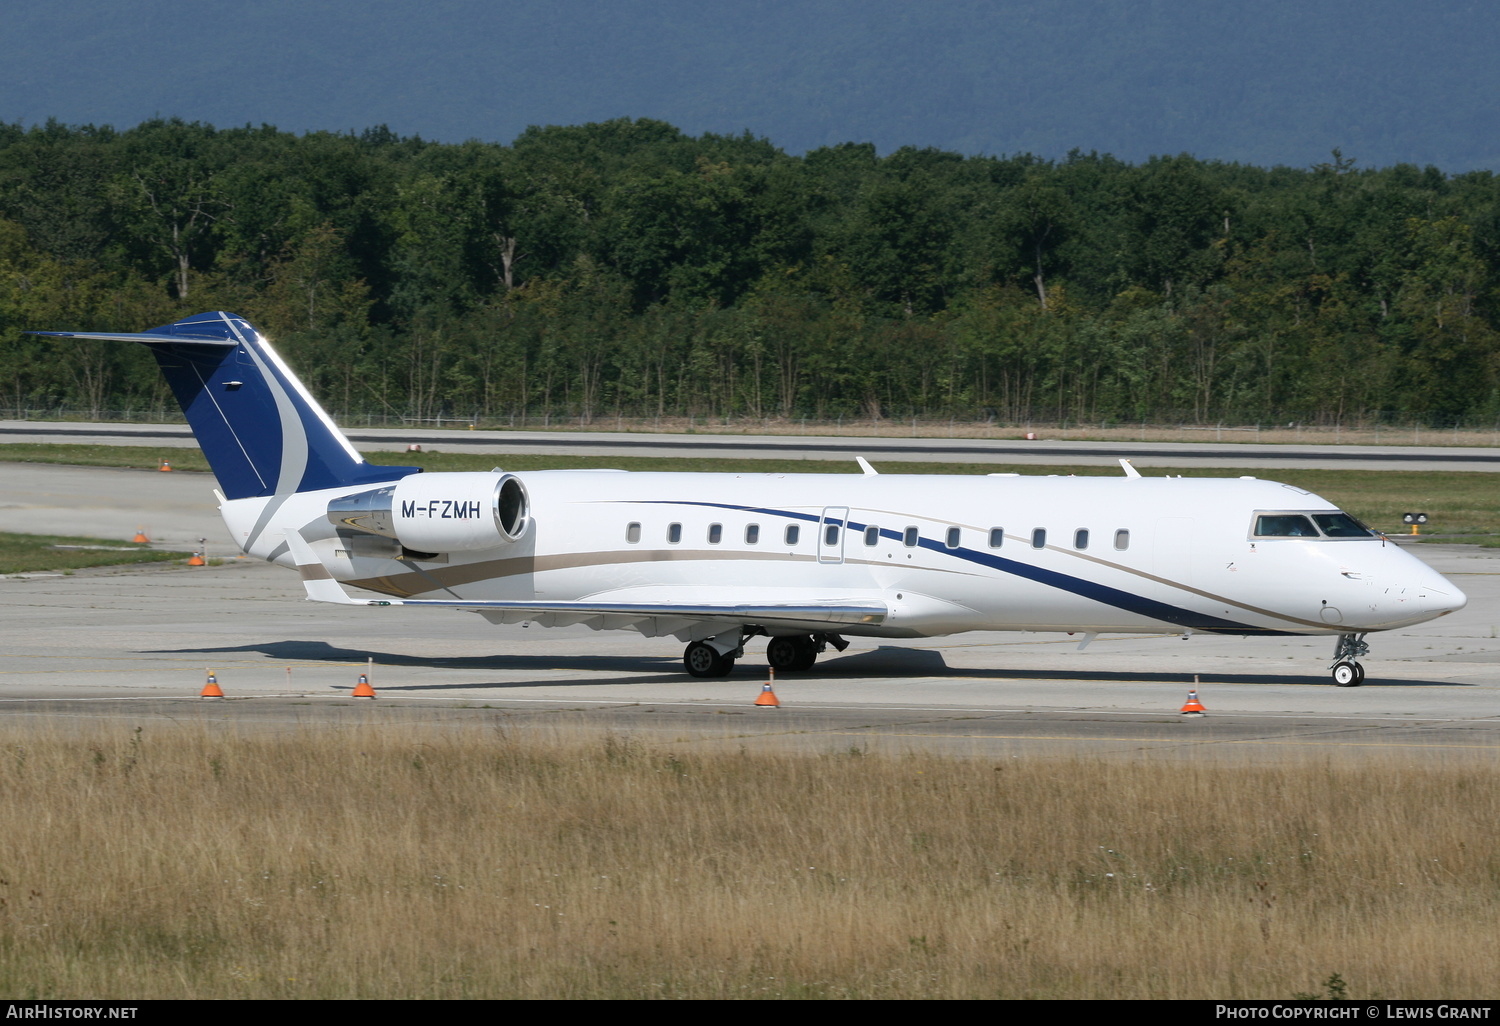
top-left (328, 472), bottom-right (529, 553)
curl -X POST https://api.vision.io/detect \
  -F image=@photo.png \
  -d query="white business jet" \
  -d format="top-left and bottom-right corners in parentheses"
top-left (33, 312), bottom-right (1465, 685)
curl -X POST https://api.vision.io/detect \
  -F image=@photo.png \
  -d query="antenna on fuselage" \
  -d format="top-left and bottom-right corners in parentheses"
top-left (1119, 459), bottom-right (1141, 478)
top-left (856, 457), bottom-right (879, 476)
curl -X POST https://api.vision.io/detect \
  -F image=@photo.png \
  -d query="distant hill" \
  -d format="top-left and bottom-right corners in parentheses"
top-left (6, 0), bottom-right (1500, 169)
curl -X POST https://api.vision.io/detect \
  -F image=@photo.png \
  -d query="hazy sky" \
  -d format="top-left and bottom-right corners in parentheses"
top-left (8, 0), bottom-right (1500, 169)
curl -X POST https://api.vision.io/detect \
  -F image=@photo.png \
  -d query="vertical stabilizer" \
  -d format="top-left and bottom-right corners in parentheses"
top-left (31, 311), bottom-right (417, 499)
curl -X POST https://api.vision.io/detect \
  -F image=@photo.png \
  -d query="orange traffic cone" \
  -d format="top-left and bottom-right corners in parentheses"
top-left (754, 669), bottom-right (780, 708)
top-left (187, 549), bottom-right (206, 566)
top-left (200, 671), bottom-right (224, 700)
top-left (352, 672), bottom-right (377, 699)
top-left (158, 458), bottom-right (172, 472)
top-left (1180, 683), bottom-right (1207, 717)
top-left (132, 527), bottom-right (150, 544)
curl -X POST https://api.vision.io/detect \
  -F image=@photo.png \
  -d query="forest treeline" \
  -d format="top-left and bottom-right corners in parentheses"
top-left (3, 116), bottom-right (1500, 426)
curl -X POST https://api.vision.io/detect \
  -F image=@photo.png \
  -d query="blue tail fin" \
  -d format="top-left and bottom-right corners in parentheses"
top-left (32, 311), bottom-right (417, 500)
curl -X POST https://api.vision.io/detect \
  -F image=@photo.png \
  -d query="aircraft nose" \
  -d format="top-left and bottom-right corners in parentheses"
top-left (1363, 558), bottom-right (1467, 627)
top-left (1420, 581), bottom-right (1467, 617)
top-left (1398, 559), bottom-right (1467, 620)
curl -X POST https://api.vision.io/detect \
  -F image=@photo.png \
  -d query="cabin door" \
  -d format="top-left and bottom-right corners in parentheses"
top-left (818, 506), bottom-right (849, 564)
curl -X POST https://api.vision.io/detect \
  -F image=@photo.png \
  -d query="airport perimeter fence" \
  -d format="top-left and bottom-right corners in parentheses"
top-left (4, 406), bottom-right (1500, 446)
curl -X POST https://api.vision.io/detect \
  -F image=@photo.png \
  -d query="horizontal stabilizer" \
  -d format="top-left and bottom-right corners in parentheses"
top-left (29, 330), bottom-right (236, 347)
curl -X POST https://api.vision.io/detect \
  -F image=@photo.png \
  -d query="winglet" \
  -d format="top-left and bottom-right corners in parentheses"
top-left (1119, 459), bottom-right (1141, 479)
top-left (283, 531), bottom-right (399, 606)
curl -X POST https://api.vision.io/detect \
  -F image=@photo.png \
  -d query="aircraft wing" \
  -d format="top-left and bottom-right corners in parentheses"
top-left (284, 532), bottom-right (887, 634)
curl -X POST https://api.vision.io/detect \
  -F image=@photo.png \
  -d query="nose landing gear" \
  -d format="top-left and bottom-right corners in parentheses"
top-left (1330, 633), bottom-right (1369, 687)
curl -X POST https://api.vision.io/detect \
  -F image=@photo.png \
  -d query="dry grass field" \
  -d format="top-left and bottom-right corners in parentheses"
top-left (0, 718), bottom-right (1496, 1000)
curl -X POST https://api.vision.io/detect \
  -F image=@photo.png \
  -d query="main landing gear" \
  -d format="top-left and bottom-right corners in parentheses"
top-left (682, 631), bottom-right (851, 678)
top-left (1330, 633), bottom-right (1369, 687)
top-left (683, 635), bottom-right (741, 678)
top-left (766, 635), bottom-right (819, 672)
top-left (765, 633), bottom-right (849, 673)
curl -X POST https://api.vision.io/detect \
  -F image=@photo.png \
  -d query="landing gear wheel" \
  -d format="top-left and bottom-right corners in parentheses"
top-left (766, 636), bottom-right (803, 672)
top-left (684, 641), bottom-right (735, 678)
top-left (789, 636), bottom-right (819, 672)
top-left (768, 635), bottom-right (819, 672)
top-left (1331, 634), bottom-right (1370, 686)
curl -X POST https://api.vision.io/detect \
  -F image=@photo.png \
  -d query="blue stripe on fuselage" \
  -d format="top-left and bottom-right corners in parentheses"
top-left (631, 499), bottom-right (1284, 635)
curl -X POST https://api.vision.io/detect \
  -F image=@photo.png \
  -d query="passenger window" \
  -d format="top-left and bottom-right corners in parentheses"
top-left (1114, 529), bottom-right (1130, 551)
top-left (1031, 528), bottom-right (1047, 549)
top-left (667, 523), bottom-right (682, 544)
top-left (989, 528), bottom-right (1004, 548)
top-left (1255, 514), bottom-right (1318, 538)
top-left (745, 524), bottom-right (760, 544)
top-left (903, 526), bottom-right (919, 547)
top-left (945, 527), bottom-right (960, 549)
top-left (785, 524), bottom-right (800, 546)
top-left (1074, 529), bottom-right (1089, 550)
top-left (824, 524), bottom-right (840, 546)
top-left (626, 522), bottom-right (641, 544)
top-left (864, 525), bottom-right (880, 546)
top-left (708, 523), bottom-right (722, 544)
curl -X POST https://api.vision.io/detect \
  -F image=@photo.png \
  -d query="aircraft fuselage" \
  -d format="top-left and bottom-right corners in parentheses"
top-left (223, 470), bottom-right (1461, 641)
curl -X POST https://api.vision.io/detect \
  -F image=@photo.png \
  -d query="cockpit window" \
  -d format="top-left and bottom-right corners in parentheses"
top-left (1254, 514), bottom-right (1318, 537)
top-left (1252, 511), bottom-right (1377, 540)
top-left (1312, 512), bottom-right (1376, 538)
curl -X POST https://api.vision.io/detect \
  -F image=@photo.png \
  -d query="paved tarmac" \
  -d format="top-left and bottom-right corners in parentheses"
top-left (2, 462), bottom-right (1497, 761)
top-left (0, 462), bottom-right (222, 548)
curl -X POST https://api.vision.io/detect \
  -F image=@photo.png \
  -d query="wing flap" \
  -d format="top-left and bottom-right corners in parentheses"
top-left (284, 530), bottom-right (886, 627)
top-left (427, 598), bottom-right (887, 629)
